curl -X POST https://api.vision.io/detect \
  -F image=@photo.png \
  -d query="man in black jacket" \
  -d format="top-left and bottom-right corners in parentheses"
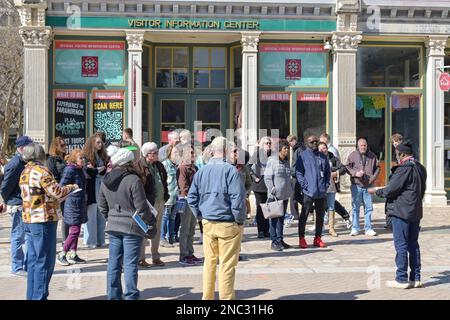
top-left (369, 142), bottom-right (427, 289)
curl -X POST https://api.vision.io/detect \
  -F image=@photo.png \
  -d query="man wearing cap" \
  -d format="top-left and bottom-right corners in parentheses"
top-left (368, 143), bottom-right (427, 289)
top-left (0, 136), bottom-right (33, 276)
top-left (133, 142), bottom-right (169, 267)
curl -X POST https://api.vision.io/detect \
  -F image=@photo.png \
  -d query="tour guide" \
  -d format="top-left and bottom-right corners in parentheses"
top-left (188, 137), bottom-right (246, 300)
top-left (368, 142), bottom-right (427, 289)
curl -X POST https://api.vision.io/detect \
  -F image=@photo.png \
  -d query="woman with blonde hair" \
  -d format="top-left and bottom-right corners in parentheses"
top-left (247, 136), bottom-right (273, 238)
top-left (82, 133), bottom-right (109, 248)
top-left (57, 149), bottom-right (88, 265)
top-left (46, 137), bottom-right (68, 247)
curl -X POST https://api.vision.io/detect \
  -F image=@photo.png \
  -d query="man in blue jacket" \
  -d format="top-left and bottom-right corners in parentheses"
top-left (296, 135), bottom-right (330, 249)
top-left (369, 142), bottom-right (427, 289)
top-left (188, 137), bottom-right (246, 300)
top-left (0, 136), bottom-right (33, 276)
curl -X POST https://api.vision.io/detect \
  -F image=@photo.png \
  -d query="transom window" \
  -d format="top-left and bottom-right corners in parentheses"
top-left (193, 47), bottom-right (226, 88)
top-left (156, 47), bottom-right (188, 88)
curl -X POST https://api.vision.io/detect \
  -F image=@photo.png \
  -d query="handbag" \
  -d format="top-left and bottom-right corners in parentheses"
top-left (260, 194), bottom-right (285, 219)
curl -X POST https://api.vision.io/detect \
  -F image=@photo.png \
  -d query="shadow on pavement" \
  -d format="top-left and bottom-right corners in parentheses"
top-left (278, 289), bottom-right (370, 300)
top-left (84, 287), bottom-right (270, 300)
top-left (423, 271), bottom-right (450, 288)
top-left (242, 248), bottom-right (332, 260)
top-left (325, 238), bottom-right (391, 246)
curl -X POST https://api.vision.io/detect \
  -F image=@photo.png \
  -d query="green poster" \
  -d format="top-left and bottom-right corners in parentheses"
top-left (54, 41), bottom-right (125, 85)
top-left (259, 45), bottom-right (327, 87)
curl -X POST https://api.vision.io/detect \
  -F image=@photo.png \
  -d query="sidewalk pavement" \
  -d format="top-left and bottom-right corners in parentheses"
top-left (0, 204), bottom-right (449, 300)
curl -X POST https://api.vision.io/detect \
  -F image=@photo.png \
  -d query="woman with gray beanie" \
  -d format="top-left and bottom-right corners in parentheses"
top-left (98, 148), bottom-right (157, 300)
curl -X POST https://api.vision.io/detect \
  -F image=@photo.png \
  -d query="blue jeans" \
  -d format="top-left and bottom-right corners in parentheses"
top-left (83, 204), bottom-right (106, 247)
top-left (107, 232), bottom-right (142, 300)
top-left (23, 222), bottom-right (57, 300)
top-left (326, 193), bottom-right (336, 211)
top-left (269, 200), bottom-right (288, 244)
top-left (391, 216), bottom-right (421, 283)
top-left (10, 208), bottom-right (27, 273)
top-left (350, 185), bottom-right (374, 232)
top-left (161, 205), bottom-right (176, 241)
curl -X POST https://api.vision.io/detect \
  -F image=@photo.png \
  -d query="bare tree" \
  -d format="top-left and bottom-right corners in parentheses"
top-left (0, 0), bottom-right (23, 157)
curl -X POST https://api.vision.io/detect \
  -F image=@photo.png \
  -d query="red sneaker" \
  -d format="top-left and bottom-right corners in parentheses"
top-left (299, 237), bottom-right (308, 249)
top-left (313, 236), bottom-right (327, 248)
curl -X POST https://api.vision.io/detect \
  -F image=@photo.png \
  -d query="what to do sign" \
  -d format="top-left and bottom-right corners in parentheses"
top-left (54, 90), bottom-right (87, 152)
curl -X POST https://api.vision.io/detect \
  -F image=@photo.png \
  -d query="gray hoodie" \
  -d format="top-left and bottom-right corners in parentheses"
top-left (264, 156), bottom-right (294, 201)
top-left (98, 167), bottom-right (156, 238)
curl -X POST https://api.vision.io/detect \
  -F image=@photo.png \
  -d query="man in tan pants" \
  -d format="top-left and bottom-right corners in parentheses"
top-left (188, 137), bottom-right (246, 300)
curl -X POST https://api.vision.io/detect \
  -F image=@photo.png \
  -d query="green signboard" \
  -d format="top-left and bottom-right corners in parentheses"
top-left (54, 40), bottom-right (125, 85)
top-left (259, 45), bottom-right (327, 87)
top-left (47, 16), bottom-right (336, 32)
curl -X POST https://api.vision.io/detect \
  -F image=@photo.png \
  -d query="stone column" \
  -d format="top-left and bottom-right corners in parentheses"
top-left (331, 3), bottom-right (362, 206)
top-left (16, 1), bottom-right (52, 148)
top-left (240, 32), bottom-right (260, 156)
top-left (331, 32), bottom-right (362, 168)
top-left (424, 37), bottom-right (448, 206)
top-left (126, 31), bottom-right (144, 147)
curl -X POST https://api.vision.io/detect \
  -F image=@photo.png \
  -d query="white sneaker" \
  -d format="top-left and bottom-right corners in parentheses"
top-left (345, 219), bottom-right (352, 230)
top-left (386, 280), bottom-right (411, 289)
top-left (365, 229), bottom-right (377, 236)
top-left (350, 229), bottom-right (359, 236)
top-left (409, 281), bottom-right (423, 288)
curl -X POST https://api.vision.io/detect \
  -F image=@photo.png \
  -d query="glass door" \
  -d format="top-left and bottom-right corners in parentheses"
top-left (155, 94), bottom-right (226, 145)
top-left (296, 92), bottom-right (327, 142)
top-left (356, 94), bottom-right (386, 186)
top-left (155, 95), bottom-right (187, 145)
top-left (192, 95), bottom-right (226, 144)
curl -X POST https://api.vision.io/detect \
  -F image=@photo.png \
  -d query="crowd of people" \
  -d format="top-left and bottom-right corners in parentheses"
top-left (0, 128), bottom-right (427, 299)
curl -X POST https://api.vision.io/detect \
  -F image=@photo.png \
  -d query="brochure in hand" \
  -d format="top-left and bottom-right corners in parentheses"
top-left (133, 211), bottom-right (149, 233)
top-left (58, 188), bottom-right (83, 203)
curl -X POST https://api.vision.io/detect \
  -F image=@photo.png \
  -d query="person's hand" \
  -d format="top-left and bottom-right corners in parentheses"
top-left (367, 188), bottom-right (377, 195)
top-left (72, 184), bottom-right (79, 190)
top-left (355, 170), bottom-right (364, 178)
top-left (0, 203), bottom-right (6, 214)
top-left (145, 225), bottom-right (157, 239)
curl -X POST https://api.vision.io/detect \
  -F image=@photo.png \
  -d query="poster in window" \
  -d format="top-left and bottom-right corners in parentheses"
top-left (260, 45), bottom-right (327, 86)
top-left (92, 90), bottom-right (125, 143)
top-left (55, 41), bottom-right (125, 85)
top-left (54, 90), bottom-right (87, 152)
top-left (392, 94), bottom-right (420, 111)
